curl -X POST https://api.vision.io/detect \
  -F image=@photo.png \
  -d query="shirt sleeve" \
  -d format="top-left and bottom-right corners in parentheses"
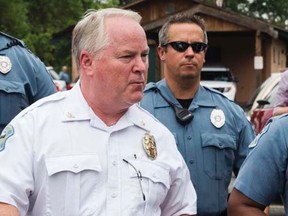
top-left (233, 110), bottom-right (256, 176)
top-left (0, 114), bottom-right (35, 214)
top-left (160, 156), bottom-right (197, 216)
top-left (33, 59), bottom-right (57, 101)
top-left (234, 117), bottom-right (288, 206)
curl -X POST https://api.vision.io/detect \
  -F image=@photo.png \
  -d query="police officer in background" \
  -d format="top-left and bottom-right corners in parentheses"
top-left (0, 8), bottom-right (197, 215)
top-left (228, 115), bottom-right (288, 215)
top-left (0, 32), bottom-right (56, 134)
top-left (140, 13), bottom-right (255, 215)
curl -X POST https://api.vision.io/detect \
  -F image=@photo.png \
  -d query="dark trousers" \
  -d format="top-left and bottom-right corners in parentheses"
top-left (199, 209), bottom-right (227, 216)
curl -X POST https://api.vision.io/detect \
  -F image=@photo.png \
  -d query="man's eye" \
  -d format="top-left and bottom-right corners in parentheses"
top-left (121, 55), bottom-right (133, 59)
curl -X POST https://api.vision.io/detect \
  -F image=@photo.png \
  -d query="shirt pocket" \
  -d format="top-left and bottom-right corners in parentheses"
top-left (45, 154), bottom-right (102, 216)
top-left (0, 80), bottom-right (28, 127)
top-left (201, 133), bottom-right (236, 180)
top-left (126, 160), bottom-right (171, 215)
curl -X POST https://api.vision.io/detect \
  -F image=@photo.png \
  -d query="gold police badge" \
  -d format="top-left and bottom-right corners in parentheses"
top-left (0, 56), bottom-right (12, 74)
top-left (142, 132), bottom-right (157, 160)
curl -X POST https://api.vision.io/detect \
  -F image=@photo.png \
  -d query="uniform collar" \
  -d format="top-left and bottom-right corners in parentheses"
top-left (62, 82), bottom-right (149, 132)
top-left (61, 81), bottom-right (93, 122)
top-left (155, 79), bottom-right (216, 109)
top-left (87, 104), bottom-right (151, 133)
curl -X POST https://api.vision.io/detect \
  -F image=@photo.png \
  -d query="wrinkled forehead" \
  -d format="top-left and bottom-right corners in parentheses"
top-left (105, 16), bottom-right (147, 44)
top-left (167, 23), bottom-right (205, 40)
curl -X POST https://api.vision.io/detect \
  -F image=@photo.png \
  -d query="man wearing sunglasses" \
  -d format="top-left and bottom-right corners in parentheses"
top-left (141, 13), bottom-right (255, 216)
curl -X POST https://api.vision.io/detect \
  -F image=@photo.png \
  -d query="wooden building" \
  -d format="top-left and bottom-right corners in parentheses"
top-left (122, 0), bottom-right (288, 105)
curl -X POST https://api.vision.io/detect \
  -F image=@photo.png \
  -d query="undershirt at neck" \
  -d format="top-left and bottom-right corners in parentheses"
top-left (177, 98), bottom-right (193, 109)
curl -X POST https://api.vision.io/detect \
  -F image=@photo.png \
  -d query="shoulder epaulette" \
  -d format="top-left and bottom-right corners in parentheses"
top-left (201, 85), bottom-right (232, 101)
top-left (0, 32), bottom-right (26, 52)
top-left (144, 82), bottom-right (157, 92)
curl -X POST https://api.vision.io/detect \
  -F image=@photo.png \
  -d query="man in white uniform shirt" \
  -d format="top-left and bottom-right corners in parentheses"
top-left (0, 8), bottom-right (197, 216)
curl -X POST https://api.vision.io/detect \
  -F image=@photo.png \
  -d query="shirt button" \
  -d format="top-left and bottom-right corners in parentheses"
top-left (111, 192), bottom-right (117, 198)
top-left (112, 161), bottom-right (117, 166)
top-left (187, 136), bottom-right (192, 140)
top-left (189, 160), bottom-right (194, 164)
top-left (73, 164), bottom-right (79, 169)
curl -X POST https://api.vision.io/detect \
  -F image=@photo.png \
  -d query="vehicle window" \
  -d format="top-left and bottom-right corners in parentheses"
top-left (263, 84), bottom-right (279, 108)
top-left (247, 74), bottom-right (281, 108)
top-left (201, 71), bottom-right (232, 81)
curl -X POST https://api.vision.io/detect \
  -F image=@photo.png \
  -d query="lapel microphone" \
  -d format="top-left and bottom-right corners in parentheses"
top-left (154, 88), bottom-right (194, 126)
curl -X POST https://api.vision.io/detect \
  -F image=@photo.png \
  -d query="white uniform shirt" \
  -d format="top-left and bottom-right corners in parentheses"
top-left (0, 82), bottom-right (197, 216)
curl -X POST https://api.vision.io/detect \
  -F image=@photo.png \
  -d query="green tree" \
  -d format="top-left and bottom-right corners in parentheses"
top-left (205, 0), bottom-right (288, 29)
top-left (244, 0), bottom-right (288, 28)
top-left (0, 0), bottom-right (30, 37)
top-left (1, 0), bottom-right (120, 72)
top-left (23, 0), bottom-right (85, 68)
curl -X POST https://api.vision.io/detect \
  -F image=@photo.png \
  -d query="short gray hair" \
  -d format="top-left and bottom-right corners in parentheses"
top-left (158, 13), bottom-right (208, 46)
top-left (72, 8), bottom-right (142, 70)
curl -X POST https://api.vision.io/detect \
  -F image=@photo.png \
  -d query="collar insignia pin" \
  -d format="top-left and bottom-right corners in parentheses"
top-left (140, 120), bottom-right (145, 127)
top-left (66, 112), bottom-right (75, 118)
top-left (142, 132), bottom-right (157, 160)
top-left (210, 109), bottom-right (225, 128)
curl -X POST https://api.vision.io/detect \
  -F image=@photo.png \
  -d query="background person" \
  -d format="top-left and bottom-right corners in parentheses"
top-left (0, 8), bottom-right (197, 216)
top-left (0, 31), bottom-right (56, 134)
top-left (273, 68), bottom-right (288, 116)
top-left (59, 65), bottom-right (70, 85)
top-left (228, 115), bottom-right (288, 216)
top-left (140, 13), bottom-right (255, 216)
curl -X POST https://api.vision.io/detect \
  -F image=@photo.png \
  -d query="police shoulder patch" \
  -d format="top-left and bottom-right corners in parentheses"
top-left (248, 122), bottom-right (270, 149)
top-left (0, 125), bottom-right (14, 152)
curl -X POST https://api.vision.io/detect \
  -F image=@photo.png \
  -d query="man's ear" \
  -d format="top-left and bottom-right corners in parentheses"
top-left (203, 49), bottom-right (207, 63)
top-left (157, 46), bottom-right (166, 61)
top-left (79, 51), bottom-right (94, 75)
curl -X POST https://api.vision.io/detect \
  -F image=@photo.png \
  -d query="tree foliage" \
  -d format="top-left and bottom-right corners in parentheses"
top-left (1, 0), bottom-right (287, 72)
top-left (0, 0), bottom-right (30, 37)
top-left (0, 0), bottom-right (120, 72)
top-left (205, 0), bottom-right (288, 29)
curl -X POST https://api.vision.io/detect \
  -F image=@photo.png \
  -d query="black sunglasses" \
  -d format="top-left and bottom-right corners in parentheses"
top-left (162, 41), bottom-right (208, 53)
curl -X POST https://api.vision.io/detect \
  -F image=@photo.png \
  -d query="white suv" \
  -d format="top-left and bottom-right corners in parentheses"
top-left (200, 65), bottom-right (238, 101)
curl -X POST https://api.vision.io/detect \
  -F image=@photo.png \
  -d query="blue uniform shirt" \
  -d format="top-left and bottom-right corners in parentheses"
top-left (0, 32), bottom-right (56, 133)
top-left (140, 79), bottom-right (255, 215)
top-left (234, 114), bottom-right (288, 210)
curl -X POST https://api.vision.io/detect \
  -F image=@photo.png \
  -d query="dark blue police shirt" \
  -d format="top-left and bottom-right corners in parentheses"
top-left (0, 32), bottom-right (56, 134)
top-left (141, 79), bottom-right (255, 215)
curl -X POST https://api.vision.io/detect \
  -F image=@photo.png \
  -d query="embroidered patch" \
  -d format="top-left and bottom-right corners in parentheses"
top-left (0, 125), bottom-right (14, 152)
